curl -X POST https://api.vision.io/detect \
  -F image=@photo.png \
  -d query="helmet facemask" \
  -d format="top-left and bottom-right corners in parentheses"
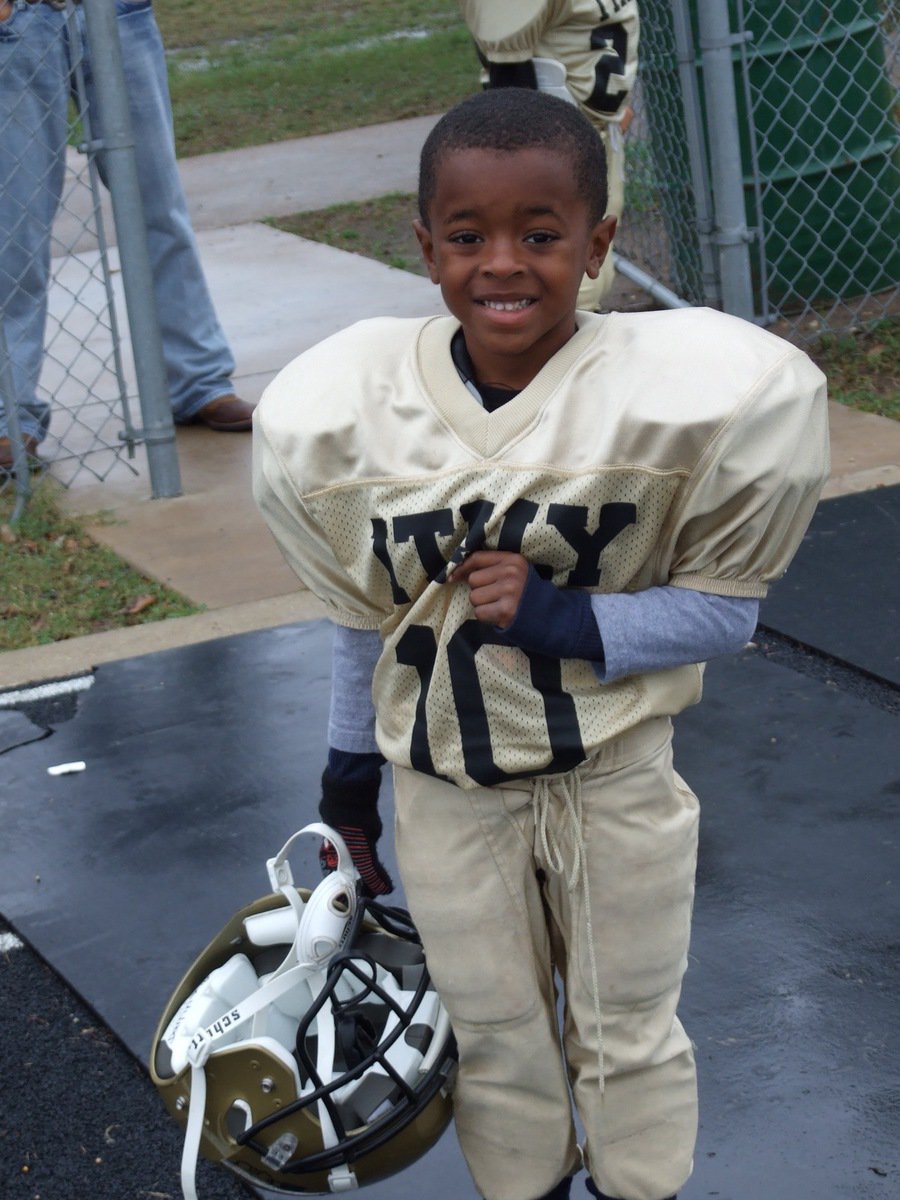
top-left (150, 825), bottom-right (457, 1197)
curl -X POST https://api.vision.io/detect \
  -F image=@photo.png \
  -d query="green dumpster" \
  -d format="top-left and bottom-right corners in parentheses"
top-left (694, 0), bottom-right (900, 309)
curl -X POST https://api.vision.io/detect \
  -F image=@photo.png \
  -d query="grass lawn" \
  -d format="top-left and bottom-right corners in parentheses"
top-left (269, 192), bottom-right (427, 277)
top-left (0, 484), bottom-right (202, 652)
top-left (809, 321), bottom-right (899, 421)
top-left (155, 0), bottom-right (477, 156)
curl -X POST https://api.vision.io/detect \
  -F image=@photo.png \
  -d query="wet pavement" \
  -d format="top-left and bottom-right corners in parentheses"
top-left (758, 485), bottom-right (900, 687)
top-left (1, 487), bottom-right (898, 1200)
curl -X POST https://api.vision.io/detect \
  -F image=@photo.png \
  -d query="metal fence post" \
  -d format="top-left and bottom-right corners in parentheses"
top-left (671, 0), bottom-right (719, 308)
top-left (80, 0), bottom-right (181, 498)
top-left (694, 0), bottom-right (756, 321)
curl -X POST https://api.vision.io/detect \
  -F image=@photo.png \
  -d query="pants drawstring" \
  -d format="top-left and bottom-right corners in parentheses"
top-left (532, 771), bottom-right (604, 1094)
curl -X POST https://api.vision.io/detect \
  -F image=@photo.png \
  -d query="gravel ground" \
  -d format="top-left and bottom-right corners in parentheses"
top-left (0, 918), bottom-right (251, 1200)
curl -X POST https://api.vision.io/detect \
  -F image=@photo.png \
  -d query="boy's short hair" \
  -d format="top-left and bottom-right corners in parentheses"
top-left (418, 88), bottom-right (608, 227)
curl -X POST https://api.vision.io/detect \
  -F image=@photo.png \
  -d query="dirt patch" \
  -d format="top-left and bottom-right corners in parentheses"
top-left (269, 193), bottom-right (429, 277)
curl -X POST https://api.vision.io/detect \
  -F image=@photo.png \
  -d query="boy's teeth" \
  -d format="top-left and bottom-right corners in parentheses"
top-left (482, 299), bottom-right (532, 311)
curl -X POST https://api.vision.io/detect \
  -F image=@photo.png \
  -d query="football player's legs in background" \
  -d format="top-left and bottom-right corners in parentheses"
top-left (457, 0), bottom-right (639, 312)
top-left (576, 117), bottom-right (626, 311)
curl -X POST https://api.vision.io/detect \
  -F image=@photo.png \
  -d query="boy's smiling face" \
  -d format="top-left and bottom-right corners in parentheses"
top-left (415, 146), bottom-right (615, 392)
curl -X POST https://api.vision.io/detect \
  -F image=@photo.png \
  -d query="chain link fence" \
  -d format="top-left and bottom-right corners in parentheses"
top-left (1, 0), bottom-right (178, 519)
top-left (2, 1), bottom-right (897, 519)
top-left (0, 1), bottom-right (134, 514)
top-left (616, 0), bottom-right (899, 342)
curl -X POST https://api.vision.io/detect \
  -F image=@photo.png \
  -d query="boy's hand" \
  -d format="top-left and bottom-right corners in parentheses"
top-left (319, 828), bottom-right (393, 897)
top-left (451, 550), bottom-right (529, 629)
top-left (320, 753), bottom-right (392, 897)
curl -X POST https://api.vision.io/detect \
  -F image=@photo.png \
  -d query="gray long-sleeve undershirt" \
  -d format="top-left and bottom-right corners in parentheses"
top-left (328, 588), bottom-right (759, 754)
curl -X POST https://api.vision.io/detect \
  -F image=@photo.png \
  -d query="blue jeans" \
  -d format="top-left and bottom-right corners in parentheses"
top-left (0, 0), bottom-right (235, 442)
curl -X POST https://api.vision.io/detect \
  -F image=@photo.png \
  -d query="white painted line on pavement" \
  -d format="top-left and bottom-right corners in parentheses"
top-left (0, 674), bottom-right (95, 708)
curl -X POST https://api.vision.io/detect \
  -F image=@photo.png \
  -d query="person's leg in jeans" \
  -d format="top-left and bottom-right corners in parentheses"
top-left (80, 0), bottom-right (238, 422)
top-left (0, 1), bottom-right (68, 447)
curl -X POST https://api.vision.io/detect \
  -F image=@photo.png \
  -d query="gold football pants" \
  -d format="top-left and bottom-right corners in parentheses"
top-left (577, 121), bottom-right (626, 312)
top-left (393, 716), bottom-right (698, 1200)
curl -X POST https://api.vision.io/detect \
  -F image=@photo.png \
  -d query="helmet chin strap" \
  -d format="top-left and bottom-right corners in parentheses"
top-left (180, 959), bottom-right (324, 1200)
top-left (180, 1064), bottom-right (206, 1200)
top-left (177, 824), bottom-right (361, 1200)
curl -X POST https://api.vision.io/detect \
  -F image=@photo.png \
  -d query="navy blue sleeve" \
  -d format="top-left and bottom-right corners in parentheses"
top-left (498, 566), bottom-right (605, 662)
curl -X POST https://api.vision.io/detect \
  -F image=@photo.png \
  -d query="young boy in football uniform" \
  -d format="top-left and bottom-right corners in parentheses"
top-left (253, 89), bottom-right (828, 1200)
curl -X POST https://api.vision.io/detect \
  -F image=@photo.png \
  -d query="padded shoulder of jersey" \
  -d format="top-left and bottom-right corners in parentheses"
top-left (256, 308), bottom-right (825, 495)
top-left (255, 316), bottom-right (438, 491)
top-left (575, 307), bottom-right (823, 445)
top-left (596, 306), bottom-right (818, 407)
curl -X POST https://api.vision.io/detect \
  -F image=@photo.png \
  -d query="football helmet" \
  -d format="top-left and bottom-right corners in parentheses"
top-left (150, 824), bottom-right (457, 1198)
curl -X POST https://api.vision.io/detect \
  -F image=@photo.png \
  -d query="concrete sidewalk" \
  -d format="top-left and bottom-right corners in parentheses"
top-left (3, 118), bottom-right (899, 690)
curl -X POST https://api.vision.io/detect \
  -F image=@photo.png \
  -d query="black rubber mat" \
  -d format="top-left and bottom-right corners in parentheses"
top-left (0, 622), bottom-right (340, 1059)
top-left (759, 485), bottom-right (900, 687)
top-left (1, 620), bottom-right (897, 1200)
top-left (0, 707), bottom-right (48, 753)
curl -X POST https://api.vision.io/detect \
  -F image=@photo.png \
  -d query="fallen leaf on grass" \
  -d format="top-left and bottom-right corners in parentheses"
top-left (120, 593), bottom-right (157, 616)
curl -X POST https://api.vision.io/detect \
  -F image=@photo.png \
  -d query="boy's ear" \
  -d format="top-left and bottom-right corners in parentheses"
top-left (413, 218), bottom-right (440, 284)
top-left (584, 215), bottom-right (617, 280)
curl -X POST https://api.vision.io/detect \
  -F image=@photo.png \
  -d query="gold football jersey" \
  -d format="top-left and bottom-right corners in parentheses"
top-left (457, 0), bottom-right (640, 123)
top-left (254, 310), bottom-right (828, 789)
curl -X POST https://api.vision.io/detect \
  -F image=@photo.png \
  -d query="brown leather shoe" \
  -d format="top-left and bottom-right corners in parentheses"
top-left (191, 394), bottom-right (256, 432)
top-left (0, 435), bottom-right (40, 473)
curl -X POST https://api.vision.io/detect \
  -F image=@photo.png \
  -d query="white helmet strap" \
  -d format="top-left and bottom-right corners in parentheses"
top-left (180, 959), bottom-right (321, 1200)
top-left (178, 823), bottom-right (361, 1200)
top-left (181, 1061), bottom-right (206, 1200)
top-left (266, 822), bottom-right (355, 891)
